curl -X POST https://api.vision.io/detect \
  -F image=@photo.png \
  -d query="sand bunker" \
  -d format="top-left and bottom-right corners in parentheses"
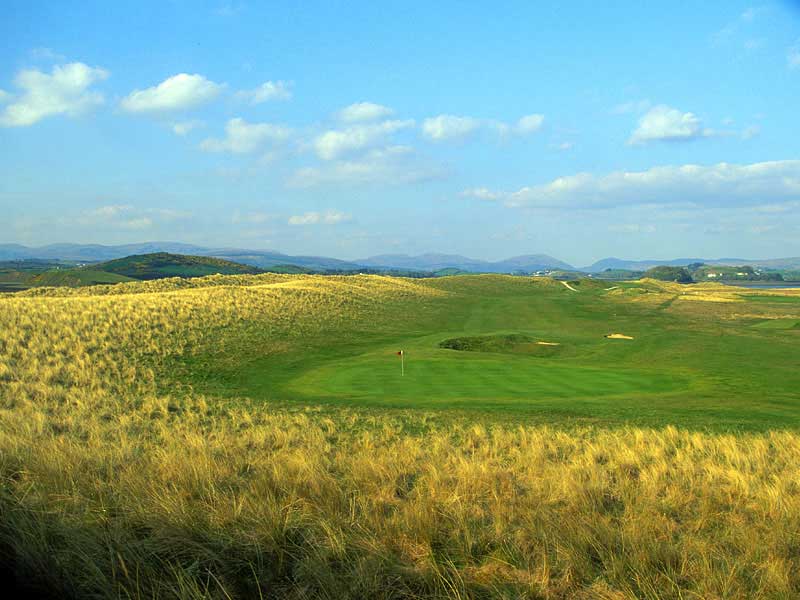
top-left (605, 333), bottom-right (634, 340)
top-left (561, 281), bottom-right (578, 292)
top-left (536, 341), bottom-right (560, 346)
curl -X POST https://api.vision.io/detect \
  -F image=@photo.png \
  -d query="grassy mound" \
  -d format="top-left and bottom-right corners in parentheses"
top-left (30, 268), bottom-right (135, 287)
top-left (439, 332), bottom-right (539, 352)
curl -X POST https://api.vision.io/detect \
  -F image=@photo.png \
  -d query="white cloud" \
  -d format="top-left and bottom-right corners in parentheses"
top-left (289, 146), bottom-right (444, 188)
top-left (200, 117), bottom-right (292, 153)
top-left (0, 89), bottom-right (9, 103)
top-left (172, 120), bottom-right (204, 136)
top-left (423, 113), bottom-right (544, 141)
top-left (470, 160), bottom-right (800, 210)
top-left (148, 208), bottom-right (192, 221)
top-left (461, 187), bottom-right (505, 201)
top-left (235, 80), bottom-right (292, 104)
top-left (75, 205), bottom-right (182, 230)
top-left (421, 114), bottom-right (480, 141)
top-left (747, 201), bottom-right (800, 214)
top-left (232, 210), bottom-right (273, 224)
top-left (120, 73), bottom-right (222, 113)
top-left (629, 105), bottom-right (712, 144)
top-left (86, 204), bottom-right (133, 218)
top-left (337, 102), bottom-right (394, 123)
top-left (515, 113), bottom-right (545, 135)
top-left (313, 119), bottom-right (414, 160)
top-left (288, 210), bottom-right (351, 225)
top-left (121, 217), bottom-right (153, 230)
top-left (29, 47), bottom-right (66, 62)
top-left (789, 42), bottom-right (800, 69)
top-left (0, 62), bottom-right (109, 127)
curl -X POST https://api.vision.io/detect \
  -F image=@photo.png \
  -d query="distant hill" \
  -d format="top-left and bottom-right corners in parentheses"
top-left (492, 254), bottom-right (575, 272)
top-left (0, 242), bottom-right (209, 262)
top-left (584, 257), bottom-right (709, 272)
top-left (0, 243), bottom-right (363, 272)
top-left (356, 253), bottom-right (573, 273)
top-left (208, 250), bottom-right (362, 271)
top-left (95, 253), bottom-right (264, 280)
top-left (4, 242), bottom-right (800, 276)
top-left (584, 256), bottom-right (800, 272)
top-left (0, 259), bottom-right (80, 271)
top-left (356, 253), bottom-right (487, 271)
top-left (643, 266), bottom-right (693, 283)
top-left (0, 244), bottom-right (573, 273)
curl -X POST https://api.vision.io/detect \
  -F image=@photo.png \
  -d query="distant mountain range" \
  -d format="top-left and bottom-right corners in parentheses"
top-left (355, 253), bottom-right (574, 273)
top-left (581, 257), bottom-right (800, 272)
top-left (2, 243), bottom-right (800, 274)
top-left (0, 243), bottom-right (362, 271)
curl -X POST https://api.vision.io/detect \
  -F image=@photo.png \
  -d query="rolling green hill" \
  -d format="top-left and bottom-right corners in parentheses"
top-left (29, 269), bottom-right (136, 287)
top-left (1, 266), bottom-right (135, 290)
top-left (94, 252), bottom-right (265, 280)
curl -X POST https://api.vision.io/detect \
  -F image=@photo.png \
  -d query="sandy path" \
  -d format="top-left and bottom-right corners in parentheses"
top-left (561, 281), bottom-right (578, 292)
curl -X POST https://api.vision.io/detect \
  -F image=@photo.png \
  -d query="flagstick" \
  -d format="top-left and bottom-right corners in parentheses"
top-left (401, 351), bottom-right (404, 377)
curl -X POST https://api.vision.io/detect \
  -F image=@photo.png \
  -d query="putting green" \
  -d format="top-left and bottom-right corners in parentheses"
top-left (288, 348), bottom-right (688, 406)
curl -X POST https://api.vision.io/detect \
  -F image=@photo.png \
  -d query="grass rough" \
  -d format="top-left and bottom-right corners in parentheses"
top-left (2, 273), bottom-right (800, 598)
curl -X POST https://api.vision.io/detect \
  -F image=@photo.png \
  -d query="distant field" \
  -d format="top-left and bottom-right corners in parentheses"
top-left (0, 282), bottom-right (28, 292)
top-left (2, 274), bottom-right (800, 598)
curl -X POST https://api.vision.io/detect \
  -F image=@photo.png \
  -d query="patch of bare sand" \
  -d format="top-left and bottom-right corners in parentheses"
top-left (560, 281), bottom-right (578, 292)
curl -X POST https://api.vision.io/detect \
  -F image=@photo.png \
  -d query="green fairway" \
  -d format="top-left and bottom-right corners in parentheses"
top-left (172, 275), bottom-right (800, 430)
top-left (743, 294), bottom-right (800, 304)
top-left (751, 319), bottom-right (800, 330)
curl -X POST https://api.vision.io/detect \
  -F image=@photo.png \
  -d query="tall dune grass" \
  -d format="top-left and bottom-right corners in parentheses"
top-left (1, 274), bottom-right (799, 598)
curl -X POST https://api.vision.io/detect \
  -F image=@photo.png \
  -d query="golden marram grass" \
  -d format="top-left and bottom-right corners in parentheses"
top-left (1, 273), bottom-right (799, 599)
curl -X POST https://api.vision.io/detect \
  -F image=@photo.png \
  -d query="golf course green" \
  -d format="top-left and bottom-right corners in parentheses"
top-left (176, 275), bottom-right (800, 430)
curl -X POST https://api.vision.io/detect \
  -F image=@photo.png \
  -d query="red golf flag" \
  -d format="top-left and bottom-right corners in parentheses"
top-left (396, 350), bottom-right (403, 356)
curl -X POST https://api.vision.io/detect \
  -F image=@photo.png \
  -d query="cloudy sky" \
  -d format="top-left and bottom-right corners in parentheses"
top-left (1, 1), bottom-right (799, 265)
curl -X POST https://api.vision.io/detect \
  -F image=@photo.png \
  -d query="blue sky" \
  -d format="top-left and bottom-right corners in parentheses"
top-left (1, 0), bottom-right (799, 265)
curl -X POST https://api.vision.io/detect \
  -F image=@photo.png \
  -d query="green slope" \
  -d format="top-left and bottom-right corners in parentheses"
top-left (29, 269), bottom-right (135, 287)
